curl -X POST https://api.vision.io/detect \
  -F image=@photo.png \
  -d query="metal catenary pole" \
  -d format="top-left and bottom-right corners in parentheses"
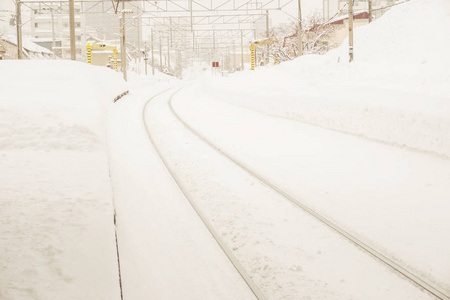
top-left (137, 16), bottom-right (141, 74)
top-left (51, 8), bottom-right (56, 59)
top-left (144, 42), bottom-right (148, 75)
top-left (16, 0), bottom-right (23, 59)
top-left (213, 29), bottom-right (216, 60)
top-left (297, 0), bottom-right (302, 56)
top-left (266, 9), bottom-right (269, 65)
top-left (368, 0), bottom-right (373, 23)
top-left (69, 0), bottom-right (76, 60)
top-left (240, 30), bottom-right (244, 71)
top-left (232, 39), bottom-right (236, 72)
top-left (120, 15), bottom-right (125, 78)
top-left (151, 28), bottom-right (155, 75)
top-left (348, 0), bottom-right (354, 62)
top-left (159, 35), bottom-right (162, 69)
top-left (167, 36), bottom-right (170, 70)
top-left (120, 3), bottom-right (132, 81)
top-left (170, 17), bottom-right (173, 47)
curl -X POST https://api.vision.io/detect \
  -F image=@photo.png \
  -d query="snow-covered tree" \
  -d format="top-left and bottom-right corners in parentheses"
top-left (261, 13), bottom-right (338, 64)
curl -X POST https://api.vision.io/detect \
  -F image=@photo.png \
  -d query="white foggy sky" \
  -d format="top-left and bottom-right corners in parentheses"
top-left (1, 0), bottom-right (323, 35)
top-left (271, 0), bottom-right (323, 26)
top-left (0, 0), bottom-right (323, 21)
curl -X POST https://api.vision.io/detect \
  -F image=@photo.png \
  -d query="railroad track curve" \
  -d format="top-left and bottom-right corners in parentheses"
top-left (142, 87), bottom-right (266, 300)
top-left (163, 87), bottom-right (449, 300)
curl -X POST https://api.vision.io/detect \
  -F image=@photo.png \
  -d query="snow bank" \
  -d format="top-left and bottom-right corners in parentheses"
top-left (0, 60), bottom-right (127, 300)
top-left (0, 60), bottom-right (126, 151)
top-left (203, 0), bottom-right (450, 157)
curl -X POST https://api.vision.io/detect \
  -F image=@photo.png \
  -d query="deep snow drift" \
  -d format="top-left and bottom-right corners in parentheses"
top-left (203, 0), bottom-right (450, 158)
top-left (0, 60), bottom-right (127, 299)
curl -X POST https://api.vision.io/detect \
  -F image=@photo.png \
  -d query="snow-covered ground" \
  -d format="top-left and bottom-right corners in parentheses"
top-left (108, 85), bottom-right (257, 299)
top-left (108, 0), bottom-right (449, 298)
top-left (203, 0), bottom-right (450, 158)
top-left (165, 0), bottom-right (450, 295)
top-left (1, 0), bottom-right (449, 299)
top-left (0, 61), bottom-right (126, 299)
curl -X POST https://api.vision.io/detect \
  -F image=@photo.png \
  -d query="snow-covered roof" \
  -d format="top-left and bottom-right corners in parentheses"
top-left (2, 35), bottom-right (53, 54)
top-left (327, 11), bottom-right (369, 25)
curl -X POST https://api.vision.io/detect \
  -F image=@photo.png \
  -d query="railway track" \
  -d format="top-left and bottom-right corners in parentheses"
top-left (142, 87), bottom-right (265, 300)
top-left (143, 86), bottom-right (448, 300)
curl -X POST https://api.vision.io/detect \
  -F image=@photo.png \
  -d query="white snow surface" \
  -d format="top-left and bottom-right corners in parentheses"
top-left (108, 77), bottom-right (258, 299)
top-left (1, 0), bottom-right (449, 299)
top-left (203, 0), bottom-right (450, 158)
top-left (0, 60), bottom-right (127, 300)
top-left (106, 1), bottom-right (449, 298)
top-left (158, 0), bottom-right (450, 296)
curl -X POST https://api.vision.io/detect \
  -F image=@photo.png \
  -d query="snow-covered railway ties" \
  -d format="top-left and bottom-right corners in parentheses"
top-left (142, 88), bottom-right (265, 299)
top-left (142, 87), bottom-right (448, 300)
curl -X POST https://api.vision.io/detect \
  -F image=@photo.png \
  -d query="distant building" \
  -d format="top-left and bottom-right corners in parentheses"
top-left (318, 0), bottom-right (405, 49)
top-left (280, 0), bottom-right (404, 55)
top-left (29, 3), bottom-right (85, 59)
top-left (31, 37), bottom-right (63, 57)
top-left (324, 11), bottom-right (372, 49)
top-left (83, 2), bottom-right (142, 54)
top-left (27, 2), bottom-right (142, 60)
top-left (0, 35), bottom-right (52, 59)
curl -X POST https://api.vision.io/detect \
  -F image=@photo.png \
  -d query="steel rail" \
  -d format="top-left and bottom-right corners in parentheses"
top-left (142, 87), bottom-right (266, 300)
top-left (168, 88), bottom-right (449, 300)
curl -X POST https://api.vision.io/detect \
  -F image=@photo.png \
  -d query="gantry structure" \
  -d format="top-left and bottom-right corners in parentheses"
top-left (14, 0), bottom-right (294, 72)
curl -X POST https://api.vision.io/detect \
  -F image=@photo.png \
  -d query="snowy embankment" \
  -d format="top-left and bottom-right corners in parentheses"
top-left (0, 60), bottom-right (127, 299)
top-left (203, 0), bottom-right (450, 158)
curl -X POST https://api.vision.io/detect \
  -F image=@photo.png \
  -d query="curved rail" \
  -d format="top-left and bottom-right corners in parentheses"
top-left (168, 88), bottom-right (449, 300)
top-left (142, 87), bottom-right (266, 300)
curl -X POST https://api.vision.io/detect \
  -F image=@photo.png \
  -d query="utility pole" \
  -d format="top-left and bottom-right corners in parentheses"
top-left (151, 28), bottom-right (155, 75)
top-left (136, 16), bottom-right (141, 74)
top-left (212, 29), bottom-right (216, 75)
top-left (170, 18), bottom-right (173, 47)
top-left (266, 10), bottom-right (270, 65)
top-left (167, 36), bottom-right (170, 70)
top-left (159, 35), bottom-right (162, 70)
top-left (15, 0), bottom-right (23, 59)
top-left (348, 0), bottom-right (354, 62)
top-left (297, 0), bottom-right (302, 56)
top-left (232, 40), bottom-right (236, 72)
top-left (176, 48), bottom-right (181, 78)
top-left (69, 0), bottom-right (76, 60)
top-left (368, 0), bottom-right (373, 23)
top-left (120, 15), bottom-right (126, 79)
top-left (240, 30), bottom-right (244, 71)
top-left (120, 5), bottom-right (132, 81)
top-left (144, 42), bottom-right (148, 76)
top-left (190, 0), bottom-right (194, 49)
top-left (213, 29), bottom-right (216, 60)
top-left (51, 8), bottom-right (56, 59)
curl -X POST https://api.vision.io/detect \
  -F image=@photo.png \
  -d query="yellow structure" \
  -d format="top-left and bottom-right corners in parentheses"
top-left (86, 43), bottom-right (118, 70)
top-left (250, 38), bottom-right (278, 71)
